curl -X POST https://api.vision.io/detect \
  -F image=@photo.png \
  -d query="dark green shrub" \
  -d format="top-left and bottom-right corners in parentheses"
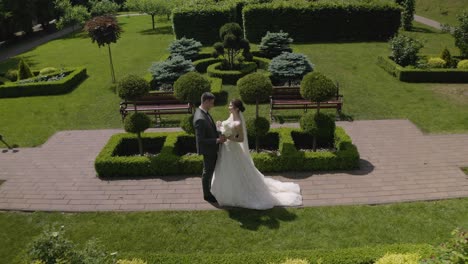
top-left (173, 72), bottom-right (211, 107)
top-left (300, 112), bottom-right (336, 151)
top-left (440, 48), bottom-right (454, 68)
top-left (269, 52), bottom-right (313, 86)
top-left (5, 69), bottom-right (18, 81)
top-left (453, 11), bottom-right (468, 58)
top-left (193, 57), bottom-right (223, 73)
top-left (149, 55), bottom-right (194, 89)
top-left (168, 37), bottom-right (202, 61)
top-left (117, 74), bottom-right (150, 101)
top-left (206, 61), bottom-right (257, 84)
top-left (238, 72), bottom-right (272, 117)
top-left (259, 31), bottom-right (293, 58)
top-left (212, 22), bottom-right (252, 70)
top-left (397, 0), bottom-right (415, 31)
top-left (18, 59), bottom-right (34, 80)
top-left (246, 116), bottom-right (270, 152)
top-left (90, 0), bottom-right (119, 16)
top-left (124, 112), bottom-right (151, 156)
top-left (300, 72), bottom-right (337, 112)
top-left (180, 115), bottom-right (195, 135)
top-left (389, 35), bottom-right (423, 67)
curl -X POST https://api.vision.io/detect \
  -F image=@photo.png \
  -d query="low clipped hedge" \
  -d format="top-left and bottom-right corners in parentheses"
top-left (132, 244), bottom-right (434, 264)
top-left (0, 67), bottom-right (87, 98)
top-left (243, 1), bottom-right (401, 43)
top-left (377, 56), bottom-right (468, 83)
top-left (95, 127), bottom-right (359, 177)
top-left (193, 57), bottom-right (223, 73)
top-left (207, 61), bottom-right (257, 84)
top-left (253, 56), bottom-right (271, 70)
top-left (207, 76), bottom-right (227, 105)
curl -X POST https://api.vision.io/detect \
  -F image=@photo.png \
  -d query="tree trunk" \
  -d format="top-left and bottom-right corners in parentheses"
top-left (313, 136), bottom-right (317, 152)
top-left (108, 44), bottom-right (116, 83)
top-left (151, 14), bottom-right (155, 30)
top-left (317, 102), bottom-right (320, 114)
top-left (137, 132), bottom-right (143, 156)
top-left (255, 99), bottom-right (259, 152)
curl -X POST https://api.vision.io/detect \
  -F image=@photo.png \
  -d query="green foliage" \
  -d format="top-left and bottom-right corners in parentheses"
top-left (427, 57), bottom-right (446, 68)
top-left (259, 31), bottom-right (293, 58)
top-left (421, 228), bottom-right (468, 264)
top-left (246, 117), bottom-right (270, 138)
top-left (453, 11), bottom-right (468, 58)
top-left (5, 69), bottom-right (18, 82)
top-left (84, 15), bottom-right (122, 48)
top-left (17, 59), bottom-right (34, 80)
top-left (243, 2), bottom-right (401, 43)
top-left (439, 47), bottom-right (453, 67)
top-left (269, 52), bottom-right (313, 85)
top-left (117, 74), bottom-right (149, 100)
top-left (237, 72), bottom-right (272, 104)
top-left (180, 114), bottom-right (195, 135)
top-left (124, 112), bottom-right (151, 134)
top-left (55, 1), bottom-right (90, 30)
top-left (193, 57), bottom-right (223, 73)
top-left (212, 22), bottom-right (252, 70)
top-left (397, 0), bottom-right (415, 31)
top-left (173, 72), bottom-right (211, 105)
top-left (168, 37), bottom-right (202, 61)
top-left (149, 55), bottom-right (194, 88)
top-left (39, 67), bottom-right (59, 76)
top-left (389, 35), bottom-right (423, 67)
top-left (300, 72), bottom-right (337, 103)
top-left (375, 253), bottom-right (420, 264)
top-left (116, 259), bottom-right (147, 264)
top-left (125, 0), bottom-right (173, 29)
top-left (0, 67), bottom-right (87, 98)
top-left (300, 112), bottom-right (336, 141)
top-left (206, 61), bottom-right (257, 84)
top-left (90, 0), bottom-right (120, 16)
top-left (457, 59), bottom-right (468, 69)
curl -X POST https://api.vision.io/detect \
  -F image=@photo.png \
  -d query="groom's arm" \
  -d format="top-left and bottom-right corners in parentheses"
top-left (195, 119), bottom-right (218, 145)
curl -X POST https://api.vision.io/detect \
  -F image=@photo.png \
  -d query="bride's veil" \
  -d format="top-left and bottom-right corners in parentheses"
top-left (239, 112), bottom-right (254, 165)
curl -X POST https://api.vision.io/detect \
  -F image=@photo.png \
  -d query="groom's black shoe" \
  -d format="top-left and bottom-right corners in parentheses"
top-left (204, 196), bottom-right (217, 203)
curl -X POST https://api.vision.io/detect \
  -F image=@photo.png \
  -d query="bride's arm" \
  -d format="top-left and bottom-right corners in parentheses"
top-left (228, 125), bottom-right (244, 142)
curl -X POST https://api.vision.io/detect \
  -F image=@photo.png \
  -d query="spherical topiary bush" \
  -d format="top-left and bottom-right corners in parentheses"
top-left (117, 75), bottom-right (150, 101)
top-left (457, 59), bottom-right (468, 69)
top-left (238, 73), bottom-right (273, 105)
top-left (124, 112), bottom-right (151, 134)
top-left (5, 69), bottom-right (18, 82)
top-left (300, 72), bottom-right (337, 112)
top-left (174, 72), bottom-right (211, 106)
top-left (246, 117), bottom-right (270, 138)
top-left (180, 114), bottom-right (195, 135)
top-left (427, 57), bottom-right (446, 68)
top-left (39, 67), bottom-right (59, 75)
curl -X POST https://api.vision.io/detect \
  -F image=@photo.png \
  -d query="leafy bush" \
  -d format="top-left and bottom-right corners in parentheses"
top-left (440, 48), bottom-right (454, 68)
top-left (39, 67), bottom-right (59, 75)
top-left (149, 55), bottom-right (194, 89)
top-left (457, 59), bottom-right (468, 69)
top-left (55, 2), bottom-right (90, 30)
top-left (173, 72), bottom-right (211, 106)
top-left (453, 11), bottom-right (468, 58)
top-left (180, 114), bottom-right (195, 135)
top-left (18, 59), bottom-right (34, 80)
top-left (193, 57), bottom-right (223, 73)
top-left (421, 228), bottom-right (468, 264)
top-left (269, 52), bottom-right (313, 86)
top-left (5, 69), bottom-right (18, 81)
top-left (117, 74), bottom-right (150, 101)
top-left (90, 0), bottom-right (120, 16)
top-left (212, 22), bottom-right (252, 70)
top-left (300, 112), bottom-right (335, 151)
top-left (427, 57), bottom-right (446, 68)
top-left (375, 253), bottom-right (420, 264)
top-left (124, 112), bottom-right (151, 156)
top-left (397, 0), bottom-right (415, 31)
top-left (300, 72), bottom-right (337, 111)
top-left (168, 37), bottom-right (202, 61)
top-left (258, 31), bottom-right (293, 58)
top-left (246, 116), bottom-right (270, 152)
top-left (389, 35), bottom-right (423, 67)
top-left (116, 259), bottom-right (147, 264)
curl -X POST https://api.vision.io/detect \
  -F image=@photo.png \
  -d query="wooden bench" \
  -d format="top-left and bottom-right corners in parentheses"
top-left (269, 85), bottom-right (343, 120)
top-left (120, 91), bottom-right (192, 125)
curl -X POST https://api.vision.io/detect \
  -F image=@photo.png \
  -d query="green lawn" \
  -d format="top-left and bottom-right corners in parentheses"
top-left (2, 198), bottom-right (467, 262)
top-left (416, 0), bottom-right (468, 25)
top-left (0, 16), bottom-right (467, 147)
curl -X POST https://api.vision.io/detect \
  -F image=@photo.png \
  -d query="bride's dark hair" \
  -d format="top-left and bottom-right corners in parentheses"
top-left (231, 99), bottom-right (245, 112)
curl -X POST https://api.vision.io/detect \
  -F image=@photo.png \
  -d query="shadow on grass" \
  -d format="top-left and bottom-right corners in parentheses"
top-left (410, 26), bottom-right (438, 34)
top-left (0, 55), bottom-right (39, 72)
top-left (227, 207), bottom-right (298, 230)
top-left (139, 26), bottom-right (173, 35)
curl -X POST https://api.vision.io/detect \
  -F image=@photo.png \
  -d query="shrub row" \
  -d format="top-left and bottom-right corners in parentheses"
top-left (207, 61), bottom-right (257, 84)
top-left (0, 67), bottom-right (87, 98)
top-left (207, 76), bottom-right (227, 104)
top-left (377, 56), bottom-right (468, 83)
top-left (243, 1), bottom-right (401, 43)
top-left (130, 244), bottom-right (434, 264)
top-left (172, 4), bottom-right (236, 45)
top-left (193, 57), bottom-right (223, 73)
top-left (94, 127), bottom-right (359, 177)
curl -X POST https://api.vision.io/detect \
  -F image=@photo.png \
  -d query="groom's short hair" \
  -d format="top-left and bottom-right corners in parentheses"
top-left (201, 92), bottom-right (215, 103)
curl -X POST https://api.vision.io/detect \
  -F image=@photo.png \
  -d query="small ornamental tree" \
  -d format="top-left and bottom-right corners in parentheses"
top-left (125, 0), bottom-right (172, 30)
top-left (17, 58), bottom-right (34, 80)
top-left (453, 11), bottom-right (468, 58)
top-left (269, 52), bottom-right (314, 86)
top-left (90, 0), bottom-right (120, 17)
top-left (238, 73), bottom-right (272, 152)
top-left (212, 23), bottom-right (252, 70)
top-left (124, 112), bottom-right (151, 156)
top-left (148, 55), bottom-right (194, 89)
top-left (117, 74), bottom-right (150, 111)
top-left (389, 35), bottom-right (423, 66)
top-left (85, 15), bottom-right (122, 83)
top-left (440, 47), bottom-right (453, 68)
top-left (168, 37), bottom-right (202, 61)
top-left (259, 31), bottom-right (293, 58)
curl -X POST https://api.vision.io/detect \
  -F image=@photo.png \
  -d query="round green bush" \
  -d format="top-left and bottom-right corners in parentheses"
top-left (300, 72), bottom-right (337, 103)
top-left (117, 75), bottom-right (150, 100)
top-left (39, 67), bottom-right (59, 75)
top-left (300, 112), bottom-right (335, 139)
top-left (220, 23), bottom-right (243, 40)
top-left (124, 112), bottom-right (151, 134)
top-left (246, 117), bottom-right (270, 138)
top-left (180, 114), bottom-right (195, 135)
top-left (174, 72), bottom-right (211, 105)
top-left (5, 69), bottom-right (18, 82)
top-left (457, 59), bottom-right (468, 69)
top-left (238, 72), bottom-right (272, 104)
top-left (427, 57), bottom-right (446, 68)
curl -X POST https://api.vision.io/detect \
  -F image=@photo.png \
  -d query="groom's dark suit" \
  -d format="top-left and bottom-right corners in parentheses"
top-left (193, 107), bottom-right (220, 201)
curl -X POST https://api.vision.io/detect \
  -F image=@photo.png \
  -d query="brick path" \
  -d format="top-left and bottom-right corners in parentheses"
top-left (0, 120), bottom-right (467, 212)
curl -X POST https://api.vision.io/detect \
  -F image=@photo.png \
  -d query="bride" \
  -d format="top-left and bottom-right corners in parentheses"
top-left (211, 99), bottom-right (302, 210)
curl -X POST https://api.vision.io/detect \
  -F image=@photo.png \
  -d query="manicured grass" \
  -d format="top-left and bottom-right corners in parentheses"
top-left (416, 0), bottom-right (468, 25)
top-left (1, 198), bottom-right (467, 262)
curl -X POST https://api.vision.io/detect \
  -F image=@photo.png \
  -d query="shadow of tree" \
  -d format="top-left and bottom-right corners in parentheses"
top-left (139, 26), bottom-right (173, 35)
top-left (227, 207), bottom-right (298, 230)
top-left (410, 26), bottom-right (438, 34)
top-left (0, 55), bottom-right (39, 72)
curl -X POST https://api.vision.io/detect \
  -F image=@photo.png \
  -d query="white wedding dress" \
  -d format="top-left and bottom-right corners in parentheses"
top-left (211, 113), bottom-right (302, 210)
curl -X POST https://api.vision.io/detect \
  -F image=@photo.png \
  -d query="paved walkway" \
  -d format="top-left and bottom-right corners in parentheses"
top-left (0, 120), bottom-right (467, 212)
top-left (414, 15), bottom-right (445, 30)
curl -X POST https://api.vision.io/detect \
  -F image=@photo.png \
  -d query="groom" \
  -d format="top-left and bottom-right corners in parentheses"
top-left (193, 92), bottom-right (226, 203)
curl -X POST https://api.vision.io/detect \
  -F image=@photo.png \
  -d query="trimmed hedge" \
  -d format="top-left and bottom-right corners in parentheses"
top-left (377, 56), bottom-right (468, 83)
top-left (94, 127), bottom-right (359, 177)
top-left (253, 56), bottom-right (271, 70)
top-left (132, 244), bottom-right (434, 264)
top-left (0, 67), bottom-right (87, 98)
top-left (172, 5), bottom-right (237, 45)
top-left (193, 57), bottom-right (223, 73)
top-left (207, 61), bottom-right (257, 84)
top-left (243, 1), bottom-right (401, 43)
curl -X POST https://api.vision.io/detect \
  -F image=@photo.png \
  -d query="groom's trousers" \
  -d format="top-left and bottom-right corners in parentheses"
top-left (202, 154), bottom-right (218, 198)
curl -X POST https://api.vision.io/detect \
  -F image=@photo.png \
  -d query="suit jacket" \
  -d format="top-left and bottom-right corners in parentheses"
top-left (193, 108), bottom-right (219, 156)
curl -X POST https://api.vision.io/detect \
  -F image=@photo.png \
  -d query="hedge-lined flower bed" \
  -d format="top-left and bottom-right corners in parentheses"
top-left (0, 67), bottom-right (87, 98)
top-left (377, 56), bottom-right (468, 83)
top-left (207, 61), bottom-right (258, 84)
top-left (95, 127), bottom-right (359, 178)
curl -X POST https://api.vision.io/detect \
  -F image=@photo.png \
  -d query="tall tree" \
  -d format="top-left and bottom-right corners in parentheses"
top-left (125, 0), bottom-right (172, 30)
top-left (54, 0), bottom-right (90, 30)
